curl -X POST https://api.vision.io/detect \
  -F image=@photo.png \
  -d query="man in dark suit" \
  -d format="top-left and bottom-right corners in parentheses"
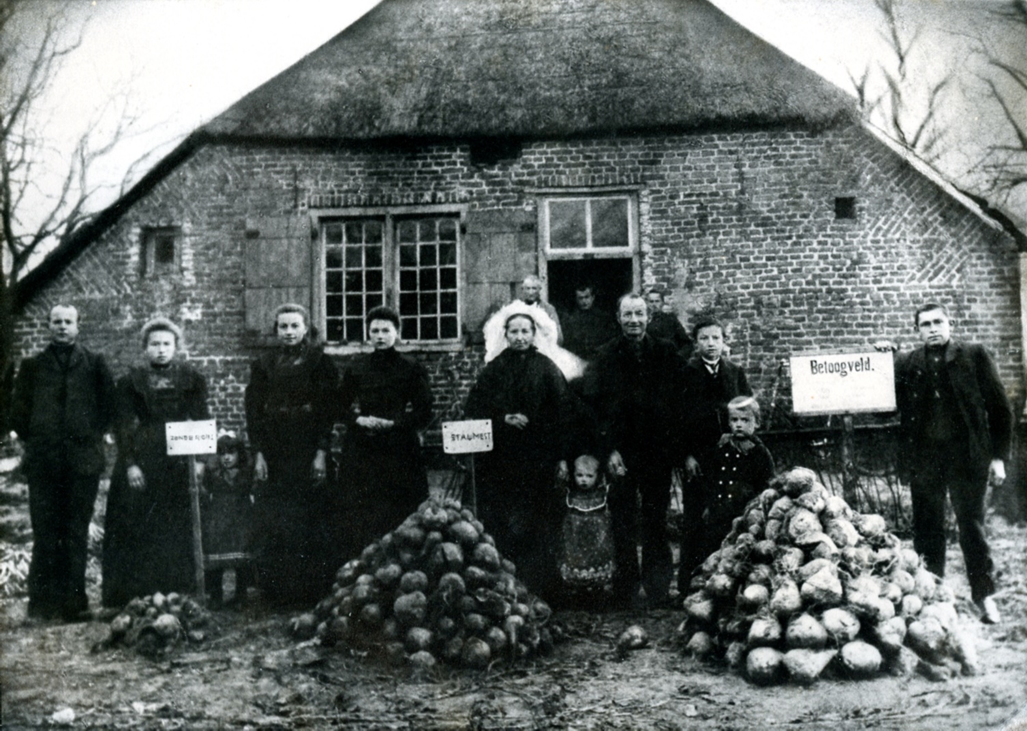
top-left (579, 293), bottom-right (688, 608)
top-left (645, 289), bottom-right (693, 360)
top-left (11, 305), bottom-right (116, 621)
top-left (678, 315), bottom-right (752, 586)
top-left (883, 302), bottom-right (1011, 624)
top-left (562, 282), bottom-right (617, 361)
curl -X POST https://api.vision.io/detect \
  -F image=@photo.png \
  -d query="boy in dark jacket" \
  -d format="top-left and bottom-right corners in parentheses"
top-left (678, 316), bottom-right (752, 589)
top-left (694, 396), bottom-right (775, 565)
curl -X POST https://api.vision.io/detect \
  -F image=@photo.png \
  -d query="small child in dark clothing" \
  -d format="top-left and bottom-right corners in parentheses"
top-left (202, 432), bottom-right (255, 606)
top-left (696, 396), bottom-right (775, 561)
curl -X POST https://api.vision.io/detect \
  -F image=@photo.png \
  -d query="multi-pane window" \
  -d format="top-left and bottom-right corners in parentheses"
top-left (397, 217), bottom-right (459, 341)
top-left (322, 214), bottom-right (460, 344)
top-left (543, 195), bottom-right (634, 253)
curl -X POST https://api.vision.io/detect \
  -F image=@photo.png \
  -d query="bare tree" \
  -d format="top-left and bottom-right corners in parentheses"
top-left (0, 0), bottom-right (138, 430)
top-left (971, 0), bottom-right (1027, 216)
top-left (849, 0), bottom-right (952, 164)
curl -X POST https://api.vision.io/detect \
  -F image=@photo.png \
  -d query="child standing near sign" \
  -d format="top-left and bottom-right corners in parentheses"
top-left (202, 432), bottom-right (254, 607)
top-left (694, 396), bottom-right (775, 564)
top-left (102, 318), bottom-right (211, 608)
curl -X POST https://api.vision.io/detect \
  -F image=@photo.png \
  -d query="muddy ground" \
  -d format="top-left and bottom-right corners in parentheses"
top-left (2, 466), bottom-right (1027, 730)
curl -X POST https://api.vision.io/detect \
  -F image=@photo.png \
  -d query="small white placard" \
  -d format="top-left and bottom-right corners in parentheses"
top-left (165, 419), bottom-right (218, 455)
top-left (442, 419), bottom-right (494, 454)
top-left (790, 352), bottom-right (896, 415)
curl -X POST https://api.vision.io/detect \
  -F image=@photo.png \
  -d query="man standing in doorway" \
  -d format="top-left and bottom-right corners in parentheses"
top-left (645, 289), bottom-right (693, 359)
top-left (880, 302), bottom-right (1012, 624)
top-left (562, 282), bottom-right (618, 361)
top-left (580, 293), bottom-right (687, 608)
top-left (518, 274), bottom-right (563, 345)
top-left (11, 305), bottom-right (116, 621)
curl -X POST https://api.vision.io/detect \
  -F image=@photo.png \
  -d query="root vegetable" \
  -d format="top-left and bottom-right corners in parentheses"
top-left (685, 592), bottom-right (716, 624)
top-left (822, 495), bottom-right (850, 520)
top-left (375, 562), bottom-right (402, 588)
top-left (786, 509), bottom-right (822, 541)
top-left (686, 631), bottom-right (715, 658)
top-left (448, 520), bottom-right (480, 546)
top-left (461, 637), bottom-right (492, 668)
top-left (773, 547), bottom-right (805, 575)
top-left (725, 641), bottom-right (747, 669)
top-left (751, 540), bottom-right (776, 564)
top-left (429, 542), bottom-right (464, 576)
top-left (770, 578), bottom-right (802, 617)
top-left (783, 648), bottom-right (836, 685)
top-left (900, 593), bottom-right (923, 619)
top-left (152, 613), bottom-right (182, 639)
top-left (824, 518), bottom-right (860, 548)
top-left (484, 626), bottom-right (509, 654)
top-left (746, 647), bottom-right (785, 684)
top-left (839, 640), bottom-right (882, 677)
top-left (705, 572), bottom-right (735, 599)
top-left (739, 583), bottom-right (770, 610)
top-left (871, 617), bottom-right (907, 656)
top-left (800, 566), bottom-right (843, 607)
top-left (471, 543), bottom-right (501, 572)
top-left (906, 617), bottom-right (947, 663)
top-left (785, 613), bottom-right (828, 650)
top-left (767, 497), bottom-right (794, 522)
top-left (747, 616), bottom-right (783, 647)
top-left (856, 514), bottom-right (887, 539)
top-left (399, 570), bottom-right (429, 594)
top-left (797, 558), bottom-right (833, 583)
top-left (405, 627), bottom-right (434, 653)
top-left (408, 650), bottom-right (437, 676)
top-left (393, 591), bottom-right (427, 626)
top-left (820, 607), bottom-right (860, 643)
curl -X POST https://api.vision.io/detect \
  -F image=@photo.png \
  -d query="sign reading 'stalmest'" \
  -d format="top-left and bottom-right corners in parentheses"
top-left (790, 352), bottom-right (896, 416)
top-left (441, 419), bottom-right (494, 454)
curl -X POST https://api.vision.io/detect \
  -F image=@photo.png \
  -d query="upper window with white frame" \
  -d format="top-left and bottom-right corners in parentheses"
top-left (542, 194), bottom-right (636, 254)
top-left (321, 213), bottom-right (461, 345)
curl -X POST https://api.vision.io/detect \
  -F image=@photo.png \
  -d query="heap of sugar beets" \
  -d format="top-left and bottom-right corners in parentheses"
top-left (302, 497), bottom-right (556, 672)
top-left (680, 467), bottom-right (978, 685)
top-left (99, 592), bottom-right (213, 656)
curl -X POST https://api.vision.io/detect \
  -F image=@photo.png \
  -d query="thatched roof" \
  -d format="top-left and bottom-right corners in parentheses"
top-left (205, 0), bottom-right (855, 141)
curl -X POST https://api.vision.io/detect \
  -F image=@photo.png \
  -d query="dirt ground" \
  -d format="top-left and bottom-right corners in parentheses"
top-left (2, 466), bottom-right (1027, 730)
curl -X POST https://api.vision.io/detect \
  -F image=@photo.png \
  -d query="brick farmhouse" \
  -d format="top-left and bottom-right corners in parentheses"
top-left (13, 0), bottom-right (1025, 447)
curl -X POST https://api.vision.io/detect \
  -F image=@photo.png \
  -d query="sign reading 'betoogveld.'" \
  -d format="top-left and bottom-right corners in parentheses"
top-left (165, 419), bottom-right (218, 456)
top-left (790, 352), bottom-right (896, 415)
top-left (442, 419), bottom-right (494, 454)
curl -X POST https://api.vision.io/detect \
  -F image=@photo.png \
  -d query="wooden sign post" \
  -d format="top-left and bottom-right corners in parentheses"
top-left (165, 419), bottom-right (218, 604)
top-left (790, 352), bottom-right (896, 505)
top-left (441, 419), bottom-right (494, 517)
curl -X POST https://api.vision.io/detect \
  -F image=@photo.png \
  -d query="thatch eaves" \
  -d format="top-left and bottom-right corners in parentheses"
top-left (204, 0), bottom-right (856, 141)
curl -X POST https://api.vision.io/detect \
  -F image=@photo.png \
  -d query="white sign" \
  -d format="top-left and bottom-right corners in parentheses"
top-left (165, 419), bottom-right (218, 456)
top-left (442, 419), bottom-right (494, 454)
top-left (790, 352), bottom-right (896, 415)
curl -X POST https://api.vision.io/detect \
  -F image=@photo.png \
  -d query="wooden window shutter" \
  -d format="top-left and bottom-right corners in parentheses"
top-left (462, 210), bottom-right (536, 343)
top-left (243, 216), bottom-right (312, 342)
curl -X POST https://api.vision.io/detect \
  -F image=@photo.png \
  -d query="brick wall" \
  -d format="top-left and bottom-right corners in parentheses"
top-left (14, 122), bottom-right (1022, 440)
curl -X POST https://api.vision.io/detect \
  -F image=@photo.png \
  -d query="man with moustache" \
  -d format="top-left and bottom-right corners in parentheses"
top-left (579, 293), bottom-right (687, 608)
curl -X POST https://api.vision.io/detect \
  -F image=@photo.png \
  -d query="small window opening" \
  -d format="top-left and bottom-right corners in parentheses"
top-left (835, 196), bottom-right (856, 220)
top-left (469, 138), bottom-right (522, 167)
top-left (141, 227), bottom-right (181, 277)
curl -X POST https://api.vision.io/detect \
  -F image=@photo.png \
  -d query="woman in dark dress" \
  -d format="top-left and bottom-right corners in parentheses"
top-left (337, 306), bottom-right (433, 558)
top-left (464, 304), bottom-right (572, 600)
top-left (245, 304), bottom-right (340, 607)
top-left (102, 318), bottom-right (210, 608)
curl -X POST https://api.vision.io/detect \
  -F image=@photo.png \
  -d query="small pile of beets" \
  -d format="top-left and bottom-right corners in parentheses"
top-left (299, 497), bottom-right (556, 673)
top-left (680, 467), bottom-right (978, 685)
top-left (100, 592), bottom-right (212, 656)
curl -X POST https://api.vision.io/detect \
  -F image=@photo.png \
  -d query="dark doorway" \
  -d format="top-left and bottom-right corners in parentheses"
top-left (547, 258), bottom-right (634, 321)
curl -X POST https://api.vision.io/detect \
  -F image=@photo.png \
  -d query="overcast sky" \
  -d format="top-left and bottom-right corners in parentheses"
top-left (8, 0), bottom-right (1026, 252)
